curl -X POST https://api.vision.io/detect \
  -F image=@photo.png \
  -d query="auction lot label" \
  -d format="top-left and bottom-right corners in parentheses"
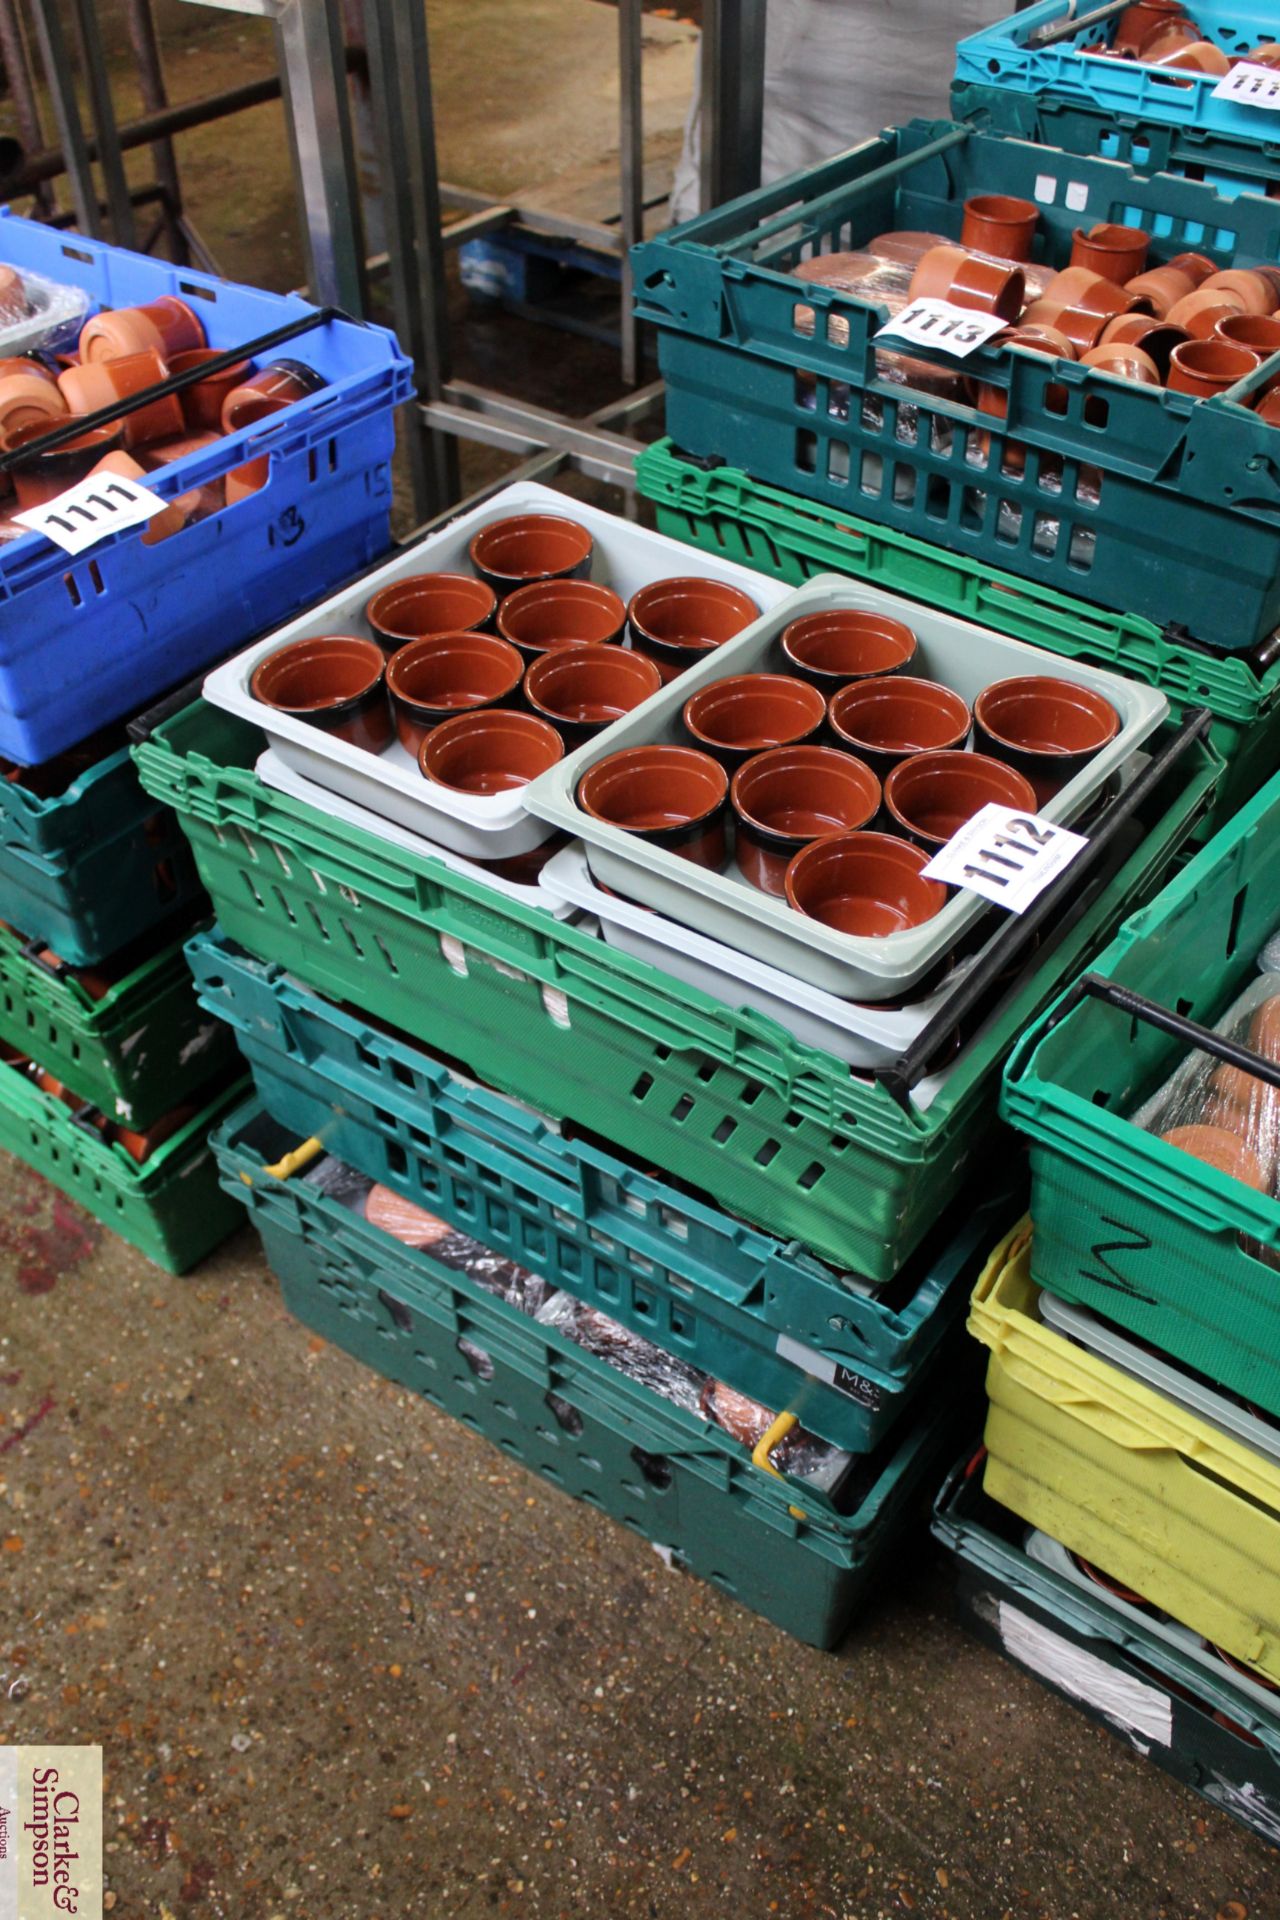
top-left (0, 1747), bottom-right (102, 1919)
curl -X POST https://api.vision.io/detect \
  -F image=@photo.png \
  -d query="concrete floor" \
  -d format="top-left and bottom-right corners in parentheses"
top-left (2, 3), bottom-right (1280, 1915)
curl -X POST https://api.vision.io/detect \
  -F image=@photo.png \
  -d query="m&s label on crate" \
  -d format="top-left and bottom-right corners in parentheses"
top-left (923, 804), bottom-right (1088, 912)
top-left (13, 472), bottom-right (169, 556)
top-left (1213, 62), bottom-right (1280, 111)
top-left (875, 300), bottom-right (1008, 358)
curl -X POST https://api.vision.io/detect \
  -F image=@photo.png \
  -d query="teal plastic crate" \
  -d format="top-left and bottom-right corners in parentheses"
top-left (1004, 770), bottom-right (1280, 1418)
top-left (934, 1457), bottom-right (1280, 1850)
top-left (634, 119), bottom-right (1280, 654)
top-left (636, 439), bottom-right (1280, 838)
top-left (131, 698), bottom-right (1215, 1282)
top-left (186, 928), bottom-right (1017, 1453)
top-left (212, 1097), bottom-right (971, 1648)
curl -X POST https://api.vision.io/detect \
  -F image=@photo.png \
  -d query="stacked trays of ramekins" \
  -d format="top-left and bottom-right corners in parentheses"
top-left (930, 769), bottom-right (1280, 1848)
top-left (0, 214), bottom-right (409, 1271)
top-left (130, 473), bottom-right (1224, 1644)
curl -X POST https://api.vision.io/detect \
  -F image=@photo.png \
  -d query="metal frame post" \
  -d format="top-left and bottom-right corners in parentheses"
top-left (67, 0), bottom-right (138, 246)
top-left (618, 0), bottom-right (644, 388)
top-left (29, 0), bottom-right (100, 235)
top-left (699, 0), bottom-right (767, 212)
top-left (270, 0), bottom-right (367, 313)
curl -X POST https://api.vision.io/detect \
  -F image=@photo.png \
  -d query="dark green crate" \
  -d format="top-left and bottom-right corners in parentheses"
top-left (933, 1460), bottom-right (1280, 1849)
top-left (1003, 771), bottom-right (1280, 1419)
top-left (0, 742), bottom-right (203, 966)
top-left (131, 698), bottom-right (1215, 1281)
top-left (187, 928), bottom-right (1017, 1453)
top-left (634, 119), bottom-right (1280, 653)
top-left (636, 439), bottom-right (1280, 837)
top-left (0, 921), bottom-right (235, 1129)
top-left (0, 1066), bottom-right (247, 1273)
top-left (213, 1097), bottom-right (971, 1648)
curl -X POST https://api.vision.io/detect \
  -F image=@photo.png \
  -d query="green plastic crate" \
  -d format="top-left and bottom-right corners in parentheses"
top-left (0, 1067), bottom-right (247, 1273)
top-left (1003, 771), bottom-right (1280, 1417)
top-left (131, 698), bottom-right (1216, 1280)
top-left (636, 439), bottom-right (1280, 837)
top-left (187, 927), bottom-right (1018, 1454)
top-left (633, 119), bottom-right (1280, 653)
top-left (933, 1457), bottom-right (1280, 1850)
top-left (0, 921), bottom-right (235, 1128)
top-left (212, 1097), bottom-right (971, 1648)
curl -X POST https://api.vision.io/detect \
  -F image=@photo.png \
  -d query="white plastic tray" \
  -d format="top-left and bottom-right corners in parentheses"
top-left (256, 750), bottom-right (574, 917)
top-left (204, 481), bottom-right (788, 861)
top-left (524, 574), bottom-right (1169, 1000)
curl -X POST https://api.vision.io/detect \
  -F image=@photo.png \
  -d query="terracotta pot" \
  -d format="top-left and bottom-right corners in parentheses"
top-left (1113, 0), bottom-right (1186, 54)
top-left (497, 578), bottom-right (626, 657)
top-left (1079, 341), bottom-right (1161, 384)
top-left (250, 635), bottom-right (391, 754)
top-left (1216, 311), bottom-right (1280, 361)
top-left (627, 576), bottom-right (761, 683)
top-left (5, 421), bottom-right (123, 509)
top-left (960, 194), bottom-right (1038, 263)
top-left (1165, 250), bottom-right (1219, 285)
top-left (366, 572), bottom-right (497, 652)
top-left (384, 631), bottom-right (524, 754)
top-left (780, 609), bottom-right (918, 689)
top-left (1165, 286), bottom-right (1247, 338)
top-left (1098, 313), bottom-right (1190, 377)
top-left (1005, 323), bottom-right (1076, 360)
top-left (92, 448), bottom-right (190, 543)
top-left (1020, 301), bottom-right (1110, 354)
top-left (0, 370), bottom-right (67, 440)
top-left (58, 347), bottom-right (185, 450)
top-left (1140, 17), bottom-right (1201, 58)
top-left (1070, 223), bottom-right (1150, 285)
top-left (225, 454), bottom-right (270, 504)
top-left (1248, 42), bottom-right (1280, 69)
top-left (1039, 266), bottom-right (1147, 319)
top-left (784, 830), bottom-right (946, 936)
top-left (0, 356), bottom-right (55, 385)
top-left (577, 744), bottom-right (728, 868)
top-left (1072, 1555), bottom-right (1160, 1613)
top-left (730, 744), bottom-right (880, 895)
top-left (1151, 37), bottom-right (1230, 72)
top-left (973, 673), bottom-right (1120, 805)
top-left (221, 358), bottom-right (326, 433)
top-left (421, 708), bottom-right (563, 793)
top-left (882, 750), bottom-right (1037, 850)
top-left (523, 643), bottom-right (662, 748)
top-left (1168, 337), bottom-right (1259, 397)
top-left (828, 675), bottom-right (971, 779)
top-left (1257, 387), bottom-right (1280, 426)
top-left (79, 295), bottom-right (205, 364)
top-left (864, 230), bottom-right (950, 268)
top-left (113, 1104), bottom-right (195, 1165)
top-left (1159, 1122), bottom-right (1268, 1189)
top-left (1122, 265), bottom-right (1196, 319)
top-left (468, 511), bottom-right (594, 597)
top-left (909, 245), bottom-right (1025, 321)
top-left (1201, 268), bottom-right (1278, 316)
top-left (1250, 994), bottom-right (1280, 1061)
top-left (682, 671), bottom-right (826, 770)
top-left (168, 347), bottom-right (251, 432)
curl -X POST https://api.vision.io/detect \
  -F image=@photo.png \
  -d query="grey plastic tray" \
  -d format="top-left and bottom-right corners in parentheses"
top-left (523, 575), bottom-right (1167, 1000)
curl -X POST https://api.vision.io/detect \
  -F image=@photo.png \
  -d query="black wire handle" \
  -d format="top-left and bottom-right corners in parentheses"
top-left (1045, 972), bottom-right (1280, 1093)
top-left (876, 705), bottom-right (1215, 1108)
top-left (1027, 0), bottom-right (1130, 48)
top-left (0, 304), bottom-right (348, 473)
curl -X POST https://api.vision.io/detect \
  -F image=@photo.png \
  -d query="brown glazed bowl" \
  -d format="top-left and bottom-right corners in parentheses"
top-left (780, 609), bottom-right (918, 688)
top-left (58, 347), bottom-right (184, 450)
top-left (1070, 224), bottom-right (1150, 285)
top-left (960, 194), bottom-right (1038, 263)
top-left (1079, 341), bottom-right (1161, 384)
top-left (1020, 301), bottom-right (1109, 354)
top-left (1114, 0), bottom-right (1186, 53)
top-left (1216, 312), bottom-right (1280, 362)
top-left (250, 635), bottom-right (391, 754)
top-left (577, 744), bottom-right (728, 869)
top-left (1038, 266), bottom-right (1148, 319)
top-left (730, 744), bottom-right (880, 895)
top-left (384, 631), bottom-right (524, 755)
top-left (5, 422), bottom-right (124, 509)
top-left (220, 358), bottom-right (327, 433)
top-left (523, 643), bottom-right (662, 749)
top-left (1152, 38), bottom-right (1230, 71)
top-left (79, 295), bottom-right (205, 364)
top-left (1167, 338), bottom-right (1260, 398)
top-left (1097, 313), bottom-right (1190, 378)
top-left (421, 708), bottom-right (564, 794)
top-left (883, 750), bottom-right (1037, 850)
top-left (828, 675), bottom-right (971, 779)
top-left (0, 371), bottom-right (68, 441)
top-left (627, 576), bottom-right (761, 683)
top-left (365, 572), bottom-right (497, 652)
top-left (497, 578), bottom-right (626, 658)
top-left (974, 673), bottom-right (1120, 806)
top-left (784, 831), bottom-right (947, 937)
top-left (682, 672), bottom-right (826, 769)
top-left (909, 245), bottom-right (1025, 321)
top-left (468, 512), bottom-right (593, 597)
top-left (168, 348), bottom-right (252, 432)
top-left (1165, 286), bottom-right (1247, 339)
top-left (1122, 265), bottom-right (1197, 319)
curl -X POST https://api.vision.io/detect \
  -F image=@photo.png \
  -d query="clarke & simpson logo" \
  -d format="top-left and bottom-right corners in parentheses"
top-left (0, 1745), bottom-right (102, 1919)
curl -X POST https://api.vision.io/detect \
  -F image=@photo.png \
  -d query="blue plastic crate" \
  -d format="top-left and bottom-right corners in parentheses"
top-left (185, 929), bottom-right (1014, 1454)
top-left (0, 212), bottom-right (412, 763)
top-left (955, 2), bottom-right (1280, 196)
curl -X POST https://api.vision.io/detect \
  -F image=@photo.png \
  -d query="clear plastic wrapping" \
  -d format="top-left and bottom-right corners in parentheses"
top-left (0, 267), bottom-right (91, 360)
top-left (535, 1292), bottom-right (707, 1416)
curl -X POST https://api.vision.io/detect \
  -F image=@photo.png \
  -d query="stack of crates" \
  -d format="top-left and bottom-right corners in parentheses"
top-left (0, 216), bottom-right (410, 1271)
top-left (933, 770), bottom-right (1280, 1846)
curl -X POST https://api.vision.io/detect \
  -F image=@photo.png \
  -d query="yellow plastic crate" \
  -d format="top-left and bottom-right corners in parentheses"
top-left (968, 1224), bottom-right (1280, 1686)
